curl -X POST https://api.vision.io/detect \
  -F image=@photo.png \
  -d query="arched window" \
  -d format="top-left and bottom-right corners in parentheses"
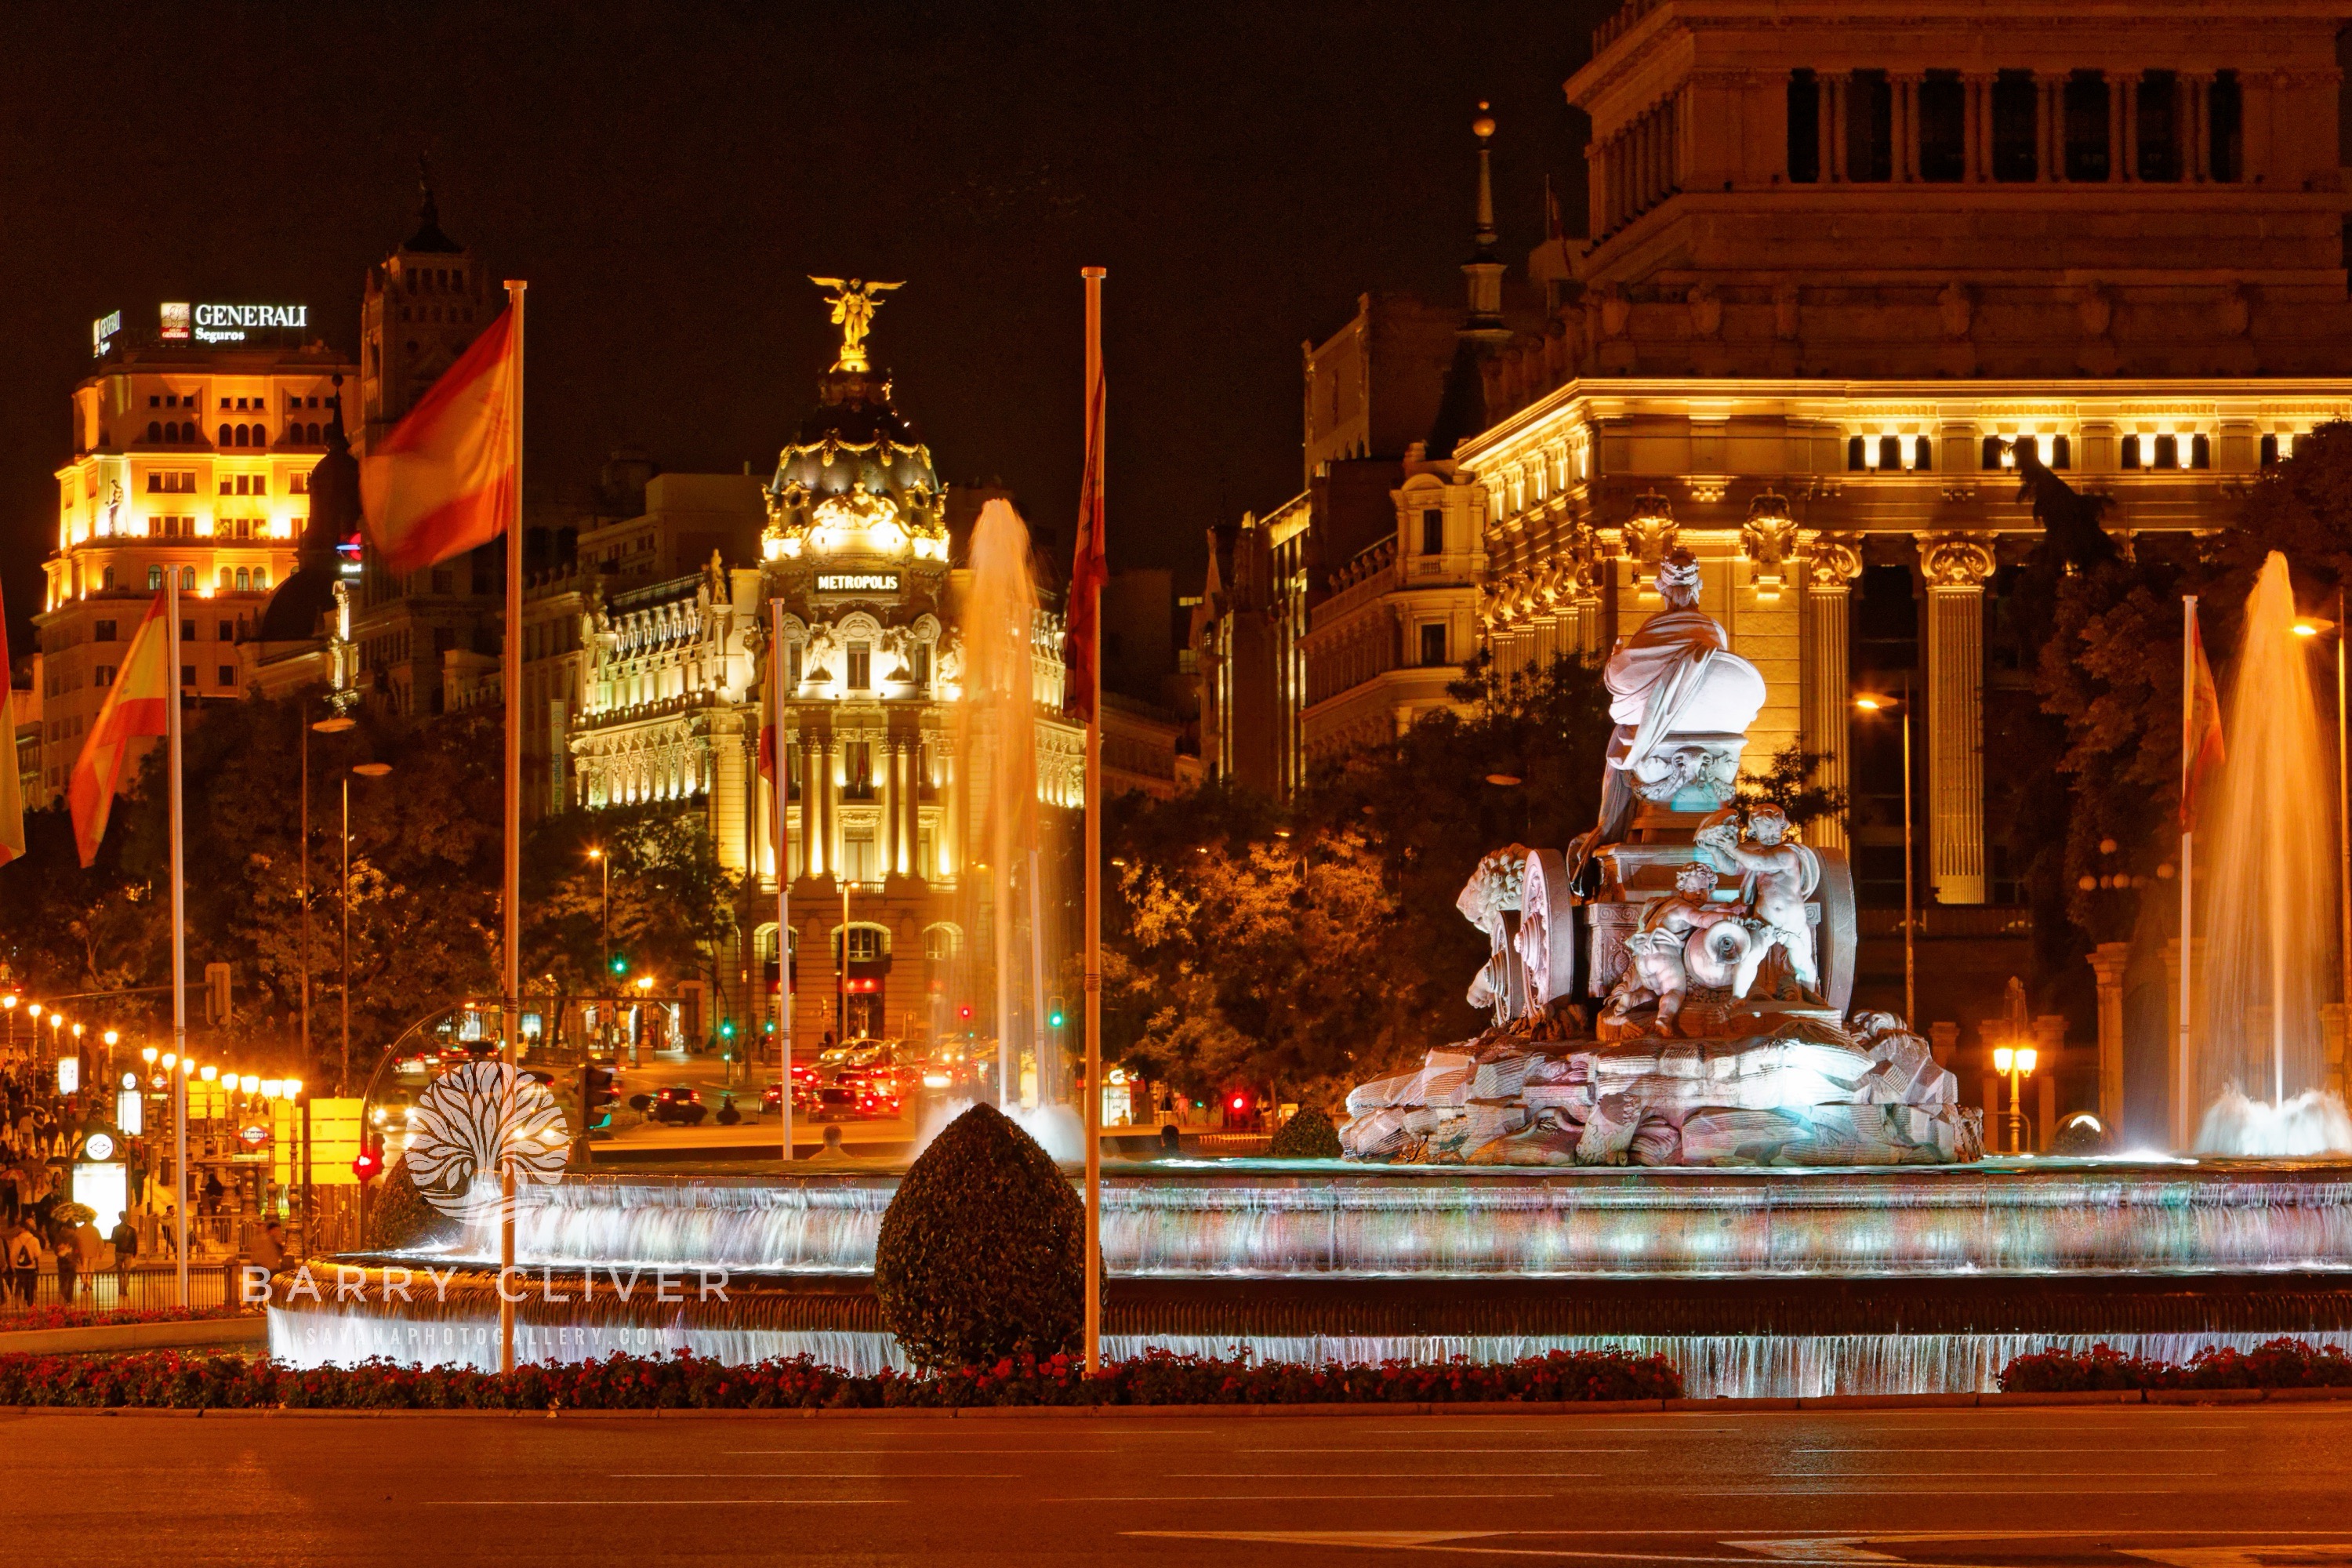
top-left (2152, 434), bottom-right (2180, 470)
top-left (147, 421), bottom-right (162, 441)
top-left (103, 567), bottom-right (115, 589)
top-left (180, 567), bottom-right (196, 590)
top-left (148, 565), bottom-right (163, 590)
top-left (254, 568), bottom-right (268, 590)
top-left (2051, 435), bottom-right (2073, 470)
top-left (2190, 434), bottom-right (2212, 470)
top-left (217, 424), bottom-right (232, 446)
top-left (2260, 434), bottom-right (2281, 468)
top-left (307, 423), bottom-right (321, 443)
top-left (235, 568), bottom-right (251, 591)
top-left (2014, 434), bottom-right (2039, 466)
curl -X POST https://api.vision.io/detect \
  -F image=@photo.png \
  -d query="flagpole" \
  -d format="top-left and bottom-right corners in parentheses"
top-left (771, 601), bottom-right (793, 1166)
top-left (2179, 594), bottom-right (2195, 1151)
top-left (167, 573), bottom-right (189, 1308)
top-left (1080, 264), bottom-right (1105, 1377)
top-left (499, 279), bottom-right (527, 1375)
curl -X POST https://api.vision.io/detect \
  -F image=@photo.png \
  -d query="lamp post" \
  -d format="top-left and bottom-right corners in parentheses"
top-left (2, 993), bottom-right (16, 1051)
top-left (310, 714), bottom-right (357, 1088)
top-left (2292, 605), bottom-right (2352, 1022)
top-left (1994, 1040), bottom-right (2040, 1153)
top-left (587, 846), bottom-right (610, 974)
top-left (336, 759), bottom-right (394, 1095)
top-left (1855, 683), bottom-right (1916, 1026)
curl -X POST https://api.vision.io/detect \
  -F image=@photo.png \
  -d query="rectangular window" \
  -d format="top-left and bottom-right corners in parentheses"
top-left (217, 619), bottom-right (234, 640)
top-left (2209, 71), bottom-right (2242, 182)
top-left (180, 665), bottom-right (195, 688)
top-left (2121, 435), bottom-right (2143, 470)
top-left (96, 666), bottom-right (114, 687)
top-left (2064, 72), bottom-right (2111, 182)
top-left (789, 641), bottom-right (804, 687)
top-left (1418, 622), bottom-right (1447, 667)
top-left (2136, 71), bottom-right (2180, 182)
top-left (1421, 508), bottom-right (1444, 556)
top-left (95, 620), bottom-right (117, 642)
top-left (842, 837), bottom-right (880, 889)
top-left (1917, 72), bottom-right (1966, 182)
top-left (1786, 70), bottom-right (1820, 183)
top-left (147, 566), bottom-right (162, 590)
top-left (1846, 71), bottom-right (1894, 182)
top-left (845, 741), bottom-right (874, 799)
top-left (180, 619), bottom-right (196, 643)
top-left (848, 641), bottom-right (871, 689)
top-left (218, 665), bottom-right (235, 687)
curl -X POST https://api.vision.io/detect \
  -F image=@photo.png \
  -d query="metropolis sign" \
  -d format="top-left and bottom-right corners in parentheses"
top-left (815, 572), bottom-right (900, 594)
top-left (160, 302), bottom-right (310, 343)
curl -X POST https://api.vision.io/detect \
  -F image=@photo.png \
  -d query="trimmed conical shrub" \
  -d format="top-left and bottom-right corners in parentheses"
top-left (1268, 1105), bottom-right (1342, 1160)
top-left (365, 1156), bottom-right (462, 1250)
top-left (875, 1104), bottom-right (1086, 1369)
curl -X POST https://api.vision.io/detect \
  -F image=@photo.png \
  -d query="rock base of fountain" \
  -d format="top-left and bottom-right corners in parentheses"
top-left (1341, 1018), bottom-right (1978, 1167)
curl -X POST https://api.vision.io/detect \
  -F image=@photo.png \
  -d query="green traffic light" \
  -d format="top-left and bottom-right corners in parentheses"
top-left (609, 954), bottom-right (628, 975)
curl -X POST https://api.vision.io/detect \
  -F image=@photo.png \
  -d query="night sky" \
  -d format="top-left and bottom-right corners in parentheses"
top-left (1, 1), bottom-right (1607, 648)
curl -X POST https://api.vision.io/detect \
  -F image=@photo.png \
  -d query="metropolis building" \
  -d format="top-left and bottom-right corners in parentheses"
top-left (1203, 0), bottom-right (2352, 1134)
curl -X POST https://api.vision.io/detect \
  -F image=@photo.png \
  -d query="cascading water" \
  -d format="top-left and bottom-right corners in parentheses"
top-left (954, 498), bottom-right (1068, 1108)
top-left (2196, 551), bottom-right (2352, 1154)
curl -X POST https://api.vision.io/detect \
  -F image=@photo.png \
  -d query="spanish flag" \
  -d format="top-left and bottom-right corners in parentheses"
top-left (0, 578), bottom-right (25, 868)
top-left (68, 590), bottom-right (173, 867)
top-left (358, 304), bottom-right (520, 572)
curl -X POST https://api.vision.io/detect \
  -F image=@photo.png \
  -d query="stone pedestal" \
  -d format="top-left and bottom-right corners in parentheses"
top-left (2089, 942), bottom-right (2131, 1131)
top-left (1928, 1021), bottom-right (1957, 1067)
top-left (1920, 535), bottom-right (1996, 904)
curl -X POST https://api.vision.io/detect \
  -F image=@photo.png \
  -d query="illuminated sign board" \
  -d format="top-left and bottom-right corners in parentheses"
top-left (815, 572), bottom-right (900, 594)
top-left (159, 302), bottom-right (309, 344)
top-left (92, 310), bottom-right (121, 357)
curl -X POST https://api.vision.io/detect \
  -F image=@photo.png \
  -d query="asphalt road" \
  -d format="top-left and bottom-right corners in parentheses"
top-left (9, 1403), bottom-right (2350, 1566)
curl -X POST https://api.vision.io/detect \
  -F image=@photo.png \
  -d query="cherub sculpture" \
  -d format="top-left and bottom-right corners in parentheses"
top-left (1603, 862), bottom-right (1739, 1034)
top-left (1697, 804), bottom-right (1822, 998)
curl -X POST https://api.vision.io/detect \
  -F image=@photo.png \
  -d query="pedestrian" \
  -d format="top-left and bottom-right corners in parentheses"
top-left (249, 1220), bottom-right (285, 1271)
top-left (5, 1218), bottom-right (39, 1305)
top-left (108, 1213), bottom-right (138, 1299)
top-left (51, 1221), bottom-right (80, 1304)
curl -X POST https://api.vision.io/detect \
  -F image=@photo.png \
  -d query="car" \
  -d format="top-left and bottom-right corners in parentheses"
top-left (646, 1083), bottom-right (707, 1126)
top-left (761, 1080), bottom-right (820, 1116)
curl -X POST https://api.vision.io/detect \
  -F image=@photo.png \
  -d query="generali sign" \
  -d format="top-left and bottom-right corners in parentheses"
top-left (161, 302), bottom-right (310, 343)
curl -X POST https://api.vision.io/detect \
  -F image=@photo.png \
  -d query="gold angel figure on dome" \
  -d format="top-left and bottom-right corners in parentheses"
top-left (809, 276), bottom-right (904, 372)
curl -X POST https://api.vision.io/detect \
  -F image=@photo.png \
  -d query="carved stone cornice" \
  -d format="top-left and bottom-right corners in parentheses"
top-left (1919, 532), bottom-right (1998, 590)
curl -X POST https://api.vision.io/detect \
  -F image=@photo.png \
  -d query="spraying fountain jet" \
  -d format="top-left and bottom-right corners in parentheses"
top-left (2195, 551), bottom-right (2352, 1156)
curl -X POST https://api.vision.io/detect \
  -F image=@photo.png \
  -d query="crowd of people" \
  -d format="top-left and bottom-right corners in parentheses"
top-left (0, 1057), bottom-right (147, 1306)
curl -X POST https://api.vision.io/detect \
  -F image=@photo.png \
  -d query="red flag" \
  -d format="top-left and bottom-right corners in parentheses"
top-left (68, 591), bottom-right (172, 867)
top-left (0, 575), bottom-right (24, 867)
top-left (2182, 607), bottom-right (2225, 831)
top-left (358, 305), bottom-right (520, 572)
top-left (1067, 372), bottom-right (1107, 723)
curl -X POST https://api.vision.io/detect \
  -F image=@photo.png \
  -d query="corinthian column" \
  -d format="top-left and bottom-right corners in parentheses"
top-left (1803, 535), bottom-right (1864, 852)
top-left (1920, 534), bottom-right (1997, 905)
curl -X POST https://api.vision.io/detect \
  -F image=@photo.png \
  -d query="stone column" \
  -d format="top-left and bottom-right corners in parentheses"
top-left (1920, 534), bottom-right (1996, 904)
top-left (2107, 71), bottom-right (2126, 182)
top-left (898, 741), bottom-right (916, 877)
top-left (1962, 74), bottom-right (1987, 182)
top-left (801, 731), bottom-right (824, 879)
top-left (2188, 72), bottom-right (2212, 181)
top-left (2120, 69), bottom-right (2140, 181)
top-left (1894, 73), bottom-right (1922, 181)
top-left (1817, 74), bottom-right (1837, 183)
top-left (1803, 535), bottom-right (1863, 853)
top-left (2040, 76), bottom-right (2060, 183)
top-left (1828, 75), bottom-right (1849, 182)
top-left (878, 735), bottom-right (898, 877)
top-left (2090, 941), bottom-right (2130, 1130)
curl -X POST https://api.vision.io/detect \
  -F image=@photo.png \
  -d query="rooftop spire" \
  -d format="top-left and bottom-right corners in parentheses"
top-left (1464, 103), bottom-right (1505, 328)
top-left (404, 152), bottom-right (463, 254)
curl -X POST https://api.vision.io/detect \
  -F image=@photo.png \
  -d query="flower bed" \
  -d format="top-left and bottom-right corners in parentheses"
top-left (0, 1305), bottom-right (254, 1335)
top-left (1999, 1338), bottom-right (2352, 1393)
top-left (0, 1346), bottom-right (1680, 1410)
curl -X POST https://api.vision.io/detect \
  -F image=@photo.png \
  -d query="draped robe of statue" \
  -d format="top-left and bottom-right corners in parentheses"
top-left (1574, 555), bottom-right (1766, 872)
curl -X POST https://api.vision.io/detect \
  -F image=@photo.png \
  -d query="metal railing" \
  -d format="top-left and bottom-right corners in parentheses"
top-left (0, 1260), bottom-right (245, 1316)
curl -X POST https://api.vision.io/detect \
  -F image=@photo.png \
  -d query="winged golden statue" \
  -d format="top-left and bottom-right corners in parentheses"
top-left (809, 276), bottom-right (904, 372)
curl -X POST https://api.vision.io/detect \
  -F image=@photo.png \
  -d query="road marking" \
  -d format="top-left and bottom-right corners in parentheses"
top-left (1775, 1470), bottom-right (2218, 1478)
top-left (2123, 1547), bottom-right (2352, 1568)
top-left (1050, 1492), bottom-right (1563, 1502)
top-left (1124, 1534), bottom-right (1863, 1563)
top-left (611, 1472), bottom-right (1025, 1479)
top-left (1241, 1447), bottom-right (1621, 1454)
top-left (1797, 1446), bottom-right (2224, 1453)
top-left (1165, 1472), bottom-right (1600, 1479)
top-left (424, 1499), bottom-right (891, 1506)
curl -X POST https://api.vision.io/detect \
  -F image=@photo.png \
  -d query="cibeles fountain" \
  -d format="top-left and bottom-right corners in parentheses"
top-left (266, 551), bottom-right (2352, 1397)
top-left (1342, 547), bottom-right (1972, 1170)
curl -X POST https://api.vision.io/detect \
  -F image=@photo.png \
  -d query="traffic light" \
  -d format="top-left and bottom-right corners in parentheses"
top-left (351, 1136), bottom-right (383, 1183)
top-left (959, 1004), bottom-right (973, 1021)
top-left (203, 963), bottom-right (234, 1025)
top-left (718, 1019), bottom-right (737, 1040)
top-left (1047, 995), bottom-right (1065, 1029)
top-left (582, 1065), bottom-right (619, 1108)
top-left (608, 953), bottom-right (630, 978)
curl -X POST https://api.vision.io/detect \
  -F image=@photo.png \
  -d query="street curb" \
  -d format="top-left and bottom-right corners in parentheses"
top-left (0, 1318), bottom-right (267, 1356)
top-left (2, 1387), bottom-right (2347, 1418)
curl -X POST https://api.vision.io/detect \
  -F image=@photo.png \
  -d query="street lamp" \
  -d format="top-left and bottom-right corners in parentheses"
top-left (587, 846), bottom-right (611, 976)
top-left (335, 759), bottom-right (394, 1095)
top-left (2, 993), bottom-right (15, 1048)
top-left (1993, 1041), bottom-right (2040, 1153)
top-left (1855, 686), bottom-right (1916, 1026)
top-left (2293, 604), bottom-right (2352, 1018)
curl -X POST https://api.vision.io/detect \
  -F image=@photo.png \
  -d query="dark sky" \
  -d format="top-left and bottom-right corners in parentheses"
top-left (1, 0), bottom-right (1607, 648)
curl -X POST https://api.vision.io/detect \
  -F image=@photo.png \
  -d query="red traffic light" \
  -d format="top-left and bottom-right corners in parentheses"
top-left (958, 1004), bottom-right (973, 1020)
top-left (351, 1138), bottom-right (383, 1182)
top-left (1230, 1094), bottom-right (1247, 1112)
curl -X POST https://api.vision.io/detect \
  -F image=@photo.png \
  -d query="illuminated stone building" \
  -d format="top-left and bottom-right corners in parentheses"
top-left (746, 296), bottom-right (1081, 1052)
top-left (31, 310), bottom-right (353, 802)
top-left (1209, 2), bottom-right (2352, 1133)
